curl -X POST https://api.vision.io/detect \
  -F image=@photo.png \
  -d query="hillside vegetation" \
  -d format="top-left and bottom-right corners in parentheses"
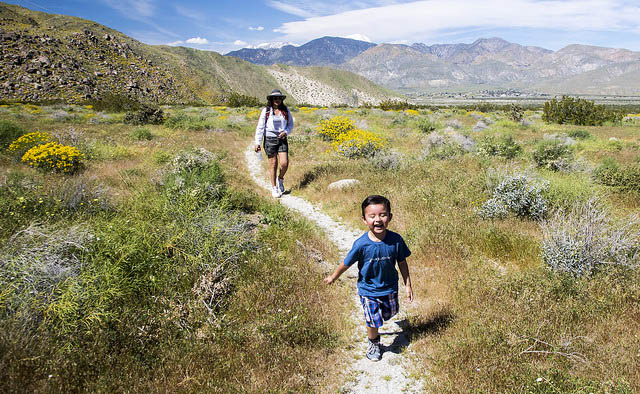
top-left (1, 101), bottom-right (639, 391)
top-left (0, 3), bottom-right (392, 106)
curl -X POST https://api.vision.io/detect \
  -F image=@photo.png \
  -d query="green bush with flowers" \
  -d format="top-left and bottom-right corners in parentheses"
top-left (21, 142), bottom-right (84, 173)
top-left (330, 128), bottom-right (385, 158)
top-left (316, 116), bottom-right (355, 141)
top-left (7, 131), bottom-right (54, 159)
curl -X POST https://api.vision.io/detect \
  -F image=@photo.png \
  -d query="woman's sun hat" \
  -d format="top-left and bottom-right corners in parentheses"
top-left (267, 89), bottom-right (286, 100)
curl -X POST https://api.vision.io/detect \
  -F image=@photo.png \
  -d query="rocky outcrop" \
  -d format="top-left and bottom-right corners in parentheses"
top-left (0, 27), bottom-right (195, 103)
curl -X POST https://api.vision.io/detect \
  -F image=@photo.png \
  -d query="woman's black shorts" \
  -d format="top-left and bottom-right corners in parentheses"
top-left (263, 136), bottom-right (288, 157)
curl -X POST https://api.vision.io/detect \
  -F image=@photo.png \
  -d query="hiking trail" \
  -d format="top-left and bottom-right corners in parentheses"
top-left (245, 146), bottom-right (425, 393)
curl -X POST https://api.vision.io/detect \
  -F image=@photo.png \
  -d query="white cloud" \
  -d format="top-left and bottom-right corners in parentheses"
top-left (266, 0), bottom-right (411, 18)
top-left (274, 0), bottom-right (640, 44)
top-left (249, 26), bottom-right (265, 31)
top-left (186, 37), bottom-right (209, 44)
top-left (234, 40), bottom-right (248, 46)
top-left (167, 40), bottom-right (184, 46)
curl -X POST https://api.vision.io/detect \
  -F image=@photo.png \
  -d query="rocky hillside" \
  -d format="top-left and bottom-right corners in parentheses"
top-left (0, 3), bottom-right (393, 105)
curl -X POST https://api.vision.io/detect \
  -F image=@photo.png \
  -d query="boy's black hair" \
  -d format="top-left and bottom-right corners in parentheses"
top-left (361, 195), bottom-right (391, 216)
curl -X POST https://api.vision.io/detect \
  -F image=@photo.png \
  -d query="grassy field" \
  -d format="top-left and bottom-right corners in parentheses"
top-left (1, 102), bottom-right (639, 392)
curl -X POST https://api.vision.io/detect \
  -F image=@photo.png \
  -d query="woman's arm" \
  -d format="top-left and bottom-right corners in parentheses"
top-left (254, 108), bottom-right (267, 146)
top-left (285, 110), bottom-right (294, 135)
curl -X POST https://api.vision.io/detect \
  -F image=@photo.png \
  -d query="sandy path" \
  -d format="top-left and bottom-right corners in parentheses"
top-left (245, 146), bottom-right (425, 393)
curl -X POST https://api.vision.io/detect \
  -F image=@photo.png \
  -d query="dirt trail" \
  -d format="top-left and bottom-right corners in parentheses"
top-left (245, 146), bottom-right (425, 393)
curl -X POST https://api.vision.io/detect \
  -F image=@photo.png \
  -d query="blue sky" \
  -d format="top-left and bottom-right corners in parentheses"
top-left (6, 0), bottom-right (640, 53)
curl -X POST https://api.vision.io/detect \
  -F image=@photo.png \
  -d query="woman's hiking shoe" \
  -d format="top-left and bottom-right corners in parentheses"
top-left (271, 186), bottom-right (282, 198)
top-left (277, 177), bottom-right (285, 193)
top-left (366, 338), bottom-right (382, 361)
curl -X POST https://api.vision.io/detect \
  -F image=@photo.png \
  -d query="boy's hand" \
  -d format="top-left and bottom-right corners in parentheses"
top-left (406, 284), bottom-right (413, 303)
top-left (324, 275), bottom-right (335, 285)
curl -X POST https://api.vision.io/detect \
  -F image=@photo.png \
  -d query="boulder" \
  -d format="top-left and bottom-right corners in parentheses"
top-left (327, 179), bottom-right (361, 190)
top-left (472, 121), bottom-right (488, 131)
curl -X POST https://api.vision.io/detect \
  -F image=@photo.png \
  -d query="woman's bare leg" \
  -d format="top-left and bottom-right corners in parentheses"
top-left (268, 155), bottom-right (278, 187)
top-left (277, 151), bottom-right (289, 179)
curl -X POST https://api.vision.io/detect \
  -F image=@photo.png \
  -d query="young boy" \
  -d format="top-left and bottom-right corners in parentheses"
top-left (324, 195), bottom-right (413, 361)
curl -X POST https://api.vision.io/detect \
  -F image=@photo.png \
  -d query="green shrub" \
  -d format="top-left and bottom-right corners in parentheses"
top-left (225, 92), bottom-right (262, 107)
top-left (415, 117), bottom-right (439, 134)
top-left (532, 139), bottom-right (573, 171)
top-left (567, 129), bottom-right (592, 140)
top-left (476, 134), bottom-right (522, 159)
top-left (123, 104), bottom-right (164, 125)
top-left (594, 158), bottom-right (640, 192)
top-left (542, 96), bottom-right (622, 126)
top-left (130, 127), bottom-right (153, 141)
top-left (84, 93), bottom-right (140, 113)
top-left (507, 103), bottom-right (524, 122)
top-left (378, 99), bottom-right (415, 111)
top-left (0, 120), bottom-right (25, 149)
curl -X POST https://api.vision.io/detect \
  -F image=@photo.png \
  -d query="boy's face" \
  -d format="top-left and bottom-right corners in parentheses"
top-left (362, 203), bottom-right (392, 236)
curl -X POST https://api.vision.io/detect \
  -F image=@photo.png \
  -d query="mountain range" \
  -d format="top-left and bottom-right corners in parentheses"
top-left (228, 37), bottom-right (640, 96)
top-left (0, 3), bottom-right (393, 106)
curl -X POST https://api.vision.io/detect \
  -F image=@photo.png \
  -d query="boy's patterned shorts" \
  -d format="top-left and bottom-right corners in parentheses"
top-left (359, 293), bottom-right (399, 328)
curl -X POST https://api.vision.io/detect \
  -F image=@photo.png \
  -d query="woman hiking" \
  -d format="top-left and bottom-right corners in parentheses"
top-left (254, 89), bottom-right (294, 198)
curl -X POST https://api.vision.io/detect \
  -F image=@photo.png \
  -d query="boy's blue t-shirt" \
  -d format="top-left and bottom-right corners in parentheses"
top-left (344, 230), bottom-right (411, 297)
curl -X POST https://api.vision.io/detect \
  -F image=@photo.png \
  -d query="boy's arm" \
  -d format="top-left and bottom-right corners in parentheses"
top-left (324, 263), bottom-right (349, 285)
top-left (397, 260), bottom-right (413, 303)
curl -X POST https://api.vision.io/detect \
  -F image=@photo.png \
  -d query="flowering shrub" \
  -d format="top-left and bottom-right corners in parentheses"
top-left (541, 198), bottom-right (640, 275)
top-left (330, 128), bottom-right (385, 158)
top-left (21, 142), bottom-right (84, 173)
top-left (7, 131), bottom-right (54, 159)
top-left (477, 174), bottom-right (549, 220)
top-left (316, 116), bottom-right (355, 141)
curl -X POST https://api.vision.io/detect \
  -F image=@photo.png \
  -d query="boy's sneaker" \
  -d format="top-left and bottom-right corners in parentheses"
top-left (277, 177), bottom-right (285, 193)
top-left (271, 186), bottom-right (282, 198)
top-left (366, 338), bottom-right (382, 361)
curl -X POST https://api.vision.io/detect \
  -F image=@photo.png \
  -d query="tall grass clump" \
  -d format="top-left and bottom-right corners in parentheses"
top-left (0, 224), bottom-right (94, 331)
top-left (477, 172), bottom-right (549, 220)
top-left (164, 113), bottom-right (216, 131)
top-left (0, 119), bottom-right (25, 149)
top-left (541, 198), bottom-right (640, 275)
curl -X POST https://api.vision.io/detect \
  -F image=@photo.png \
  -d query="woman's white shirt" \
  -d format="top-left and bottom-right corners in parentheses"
top-left (254, 107), bottom-right (294, 145)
